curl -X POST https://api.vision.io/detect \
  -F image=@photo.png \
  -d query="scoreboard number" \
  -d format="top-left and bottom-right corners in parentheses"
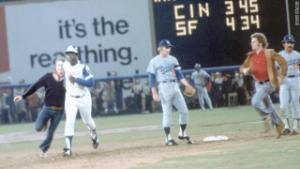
top-left (226, 0), bottom-right (260, 31)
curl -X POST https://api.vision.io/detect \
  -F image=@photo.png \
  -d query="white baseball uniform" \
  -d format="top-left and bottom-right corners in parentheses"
top-left (64, 61), bottom-right (96, 136)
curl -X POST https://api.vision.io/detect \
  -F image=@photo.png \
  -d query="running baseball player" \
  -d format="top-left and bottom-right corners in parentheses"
top-left (147, 39), bottom-right (193, 146)
top-left (63, 45), bottom-right (99, 156)
top-left (278, 35), bottom-right (300, 135)
top-left (191, 63), bottom-right (213, 110)
top-left (14, 58), bottom-right (65, 159)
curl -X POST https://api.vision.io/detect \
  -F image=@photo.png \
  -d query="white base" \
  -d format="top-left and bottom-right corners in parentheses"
top-left (203, 136), bottom-right (229, 142)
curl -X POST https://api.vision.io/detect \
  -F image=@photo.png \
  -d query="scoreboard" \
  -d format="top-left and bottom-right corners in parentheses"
top-left (152, 0), bottom-right (300, 69)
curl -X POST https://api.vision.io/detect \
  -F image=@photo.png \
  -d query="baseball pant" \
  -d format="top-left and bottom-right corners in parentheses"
top-left (280, 77), bottom-right (300, 119)
top-left (195, 84), bottom-right (213, 109)
top-left (158, 83), bottom-right (188, 128)
top-left (64, 92), bottom-right (96, 136)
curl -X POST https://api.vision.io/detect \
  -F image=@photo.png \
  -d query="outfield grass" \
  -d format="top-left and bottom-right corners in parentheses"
top-left (1, 105), bottom-right (299, 169)
top-left (132, 137), bottom-right (300, 169)
top-left (0, 105), bottom-right (259, 134)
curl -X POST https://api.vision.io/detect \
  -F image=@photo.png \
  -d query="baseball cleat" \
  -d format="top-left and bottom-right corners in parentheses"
top-left (178, 128), bottom-right (192, 144)
top-left (290, 130), bottom-right (298, 135)
top-left (282, 128), bottom-right (291, 135)
top-left (178, 136), bottom-right (193, 144)
top-left (63, 148), bottom-right (72, 157)
top-left (92, 137), bottom-right (99, 149)
top-left (165, 139), bottom-right (177, 146)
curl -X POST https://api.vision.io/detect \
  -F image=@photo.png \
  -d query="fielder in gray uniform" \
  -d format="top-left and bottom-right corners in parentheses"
top-left (147, 39), bottom-right (193, 146)
top-left (191, 63), bottom-right (213, 110)
top-left (279, 35), bottom-right (300, 135)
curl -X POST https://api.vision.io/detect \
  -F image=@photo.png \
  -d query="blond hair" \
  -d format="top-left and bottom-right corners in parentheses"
top-left (251, 32), bottom-right (269, 48)
top-left (54, 55), bottom-right (65, 63)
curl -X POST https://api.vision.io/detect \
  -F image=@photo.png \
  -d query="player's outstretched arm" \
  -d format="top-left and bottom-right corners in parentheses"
top-left (20, 74), bottom-right (47, 101)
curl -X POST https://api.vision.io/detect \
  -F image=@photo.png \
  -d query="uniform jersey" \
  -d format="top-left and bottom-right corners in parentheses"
top-left (146, 55), bottom-right (180, 82)
top-left (279, 50), bottom-right (300, 76)
top-left (146, 54), bottom-right (189, 130)
top-left (191, 70), bottom-right (210, 86)
top-left (278, 50), bottom-right (300, 123)
top-left (64, 61), bottom-right (93, 96)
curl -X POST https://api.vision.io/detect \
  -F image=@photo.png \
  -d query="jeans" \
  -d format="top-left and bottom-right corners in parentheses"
top-left (251, 82), bottom-right (282, 125)
top-left (36, 106), bottom-right (63, 152)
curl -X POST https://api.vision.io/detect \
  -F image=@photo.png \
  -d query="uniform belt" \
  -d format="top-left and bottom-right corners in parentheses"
top-left (257, 80), bottom-right (269, 84)
top-left (159, 80), bottom-right (176, 84)
top-left (288, 75), bottom-right (298, 78)
top-left (70, 95), bottom-right (85, 98)
top-left (48, 106), bottom-right (63, 110)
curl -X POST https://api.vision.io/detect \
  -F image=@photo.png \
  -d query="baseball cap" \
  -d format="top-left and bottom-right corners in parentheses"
top-left (158, 39), bottom-right (174, 48)
top-left (282, 34), bottom-right (296, 43)
top-left (65, 45), bottom-right (78, 54)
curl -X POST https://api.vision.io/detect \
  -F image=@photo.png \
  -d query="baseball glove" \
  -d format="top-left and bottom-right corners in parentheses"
top-left (183, 86), bottom-right (196, 97)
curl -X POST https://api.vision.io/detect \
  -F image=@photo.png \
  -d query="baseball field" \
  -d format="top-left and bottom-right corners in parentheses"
top-left (0, 105), bottom-right (299, 169)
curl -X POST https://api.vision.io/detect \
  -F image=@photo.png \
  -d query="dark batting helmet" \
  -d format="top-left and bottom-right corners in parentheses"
top-left (195, 63), bottom-right (201, 70)
top-left (282, 34), bottom-right (296, 44)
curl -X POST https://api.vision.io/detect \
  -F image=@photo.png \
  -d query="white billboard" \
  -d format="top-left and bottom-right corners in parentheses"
top-left (1, 0), bottom-right (153, 83)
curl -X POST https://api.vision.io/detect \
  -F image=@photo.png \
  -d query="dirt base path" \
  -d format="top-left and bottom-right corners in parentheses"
top-left (0, 122), bottom-right (279, 169)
